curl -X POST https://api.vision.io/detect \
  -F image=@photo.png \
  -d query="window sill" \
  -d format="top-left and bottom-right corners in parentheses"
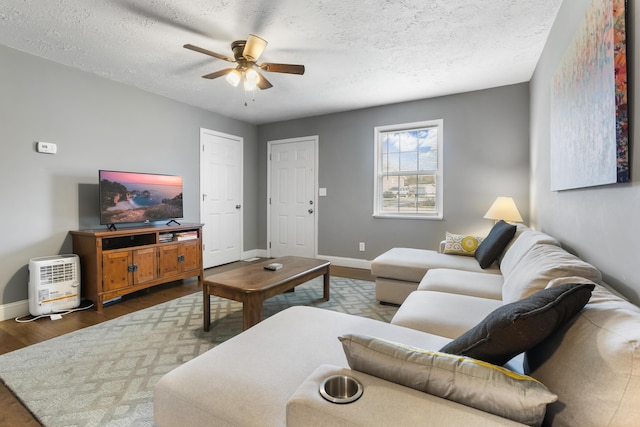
top-left (373, 214), bottom-right (443, 220)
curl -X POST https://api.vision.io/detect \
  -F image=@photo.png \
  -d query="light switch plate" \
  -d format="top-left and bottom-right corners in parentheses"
top-left (36, 141), bottom-right (57, 154)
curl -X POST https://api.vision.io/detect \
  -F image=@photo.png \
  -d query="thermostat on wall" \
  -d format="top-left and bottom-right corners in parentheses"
top-left (36, 141), bottom-right (57, 154)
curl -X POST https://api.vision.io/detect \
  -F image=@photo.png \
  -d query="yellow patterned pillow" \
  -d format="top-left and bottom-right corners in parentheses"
top-left (444, 232), bottom-right (484, 256)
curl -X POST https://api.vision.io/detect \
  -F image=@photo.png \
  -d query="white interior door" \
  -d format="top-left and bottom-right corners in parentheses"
top-left (200, 128), bottom-right (243, 268)
top-left (268, 136), bottom-right (318, 258)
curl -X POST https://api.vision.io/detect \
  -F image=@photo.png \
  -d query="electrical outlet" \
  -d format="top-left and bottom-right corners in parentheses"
top-left (359, 242), bottom-right (365, 251)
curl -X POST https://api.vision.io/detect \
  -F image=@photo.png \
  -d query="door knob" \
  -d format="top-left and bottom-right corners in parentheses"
top-left (308, 208), bottom-right (314, 214)
top-left (236, 205), bottom-right (242, 209)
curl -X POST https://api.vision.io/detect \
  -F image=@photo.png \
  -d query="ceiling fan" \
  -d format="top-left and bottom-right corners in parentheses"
top-left (184, 34), bottom-right (305, 91)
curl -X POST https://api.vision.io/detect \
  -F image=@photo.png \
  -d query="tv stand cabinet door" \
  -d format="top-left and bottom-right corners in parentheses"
top-left (158, 244), bottom-right (180, 278)
top-left (133, 247), bottom-right (158, 285)
top-left (102, 251), bottom-right (133, 292)
top-left (180, 240), bottom-right (201, 273)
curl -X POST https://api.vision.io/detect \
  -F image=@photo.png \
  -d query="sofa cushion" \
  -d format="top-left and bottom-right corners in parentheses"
top-left (474, 220), bottom-right (517, 269)
top-left (501, 244), bottom-right (601, 304)
top-left (339, 334), bottom-right (557, 426)
top-left (526, 284), bottom-right (640, 426)
top-left (154, 306), bottom-right (451, 427)
top-left (418, 268), bottom-right (503, 300)
top-left (371, 248), bottom-right (499, 284)
top-left (440, 282), bottom-right (595, 366)
top-left (499, 229), bottom-right (560, 278)
top-left (391, 290), bottom-right (503, 339)
top-left (443, 232), bottom-right (484, 256)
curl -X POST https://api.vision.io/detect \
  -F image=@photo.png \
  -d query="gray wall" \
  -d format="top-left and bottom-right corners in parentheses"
top-left (0, 44), bottom-right (258, 306)
top-left (258, 83), bottom-right (531, 260)
top-left (530, 0), bottom-right (640, 304)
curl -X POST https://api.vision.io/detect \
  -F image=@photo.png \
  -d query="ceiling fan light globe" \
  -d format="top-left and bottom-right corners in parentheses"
top-left (226, 70), bottom-right (241, 87)
top-left (245, 68), bottom-right (260, 84)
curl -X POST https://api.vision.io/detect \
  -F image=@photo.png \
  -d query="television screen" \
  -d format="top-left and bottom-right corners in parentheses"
top-left (99, 170), bottom-right (183, 225)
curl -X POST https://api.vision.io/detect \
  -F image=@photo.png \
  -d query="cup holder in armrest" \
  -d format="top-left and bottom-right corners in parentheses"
top-left (319, 375), bottom-right (363, 404)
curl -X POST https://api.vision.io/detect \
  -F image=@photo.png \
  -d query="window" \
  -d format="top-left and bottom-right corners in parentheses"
top-left (374, 119), bottom-right (443, 219)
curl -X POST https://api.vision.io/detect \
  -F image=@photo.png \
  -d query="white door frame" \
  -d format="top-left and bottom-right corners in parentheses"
top-left (199, 128), bottom-right (243, 267)
top-left (267, 135), bottom-right (319, 258)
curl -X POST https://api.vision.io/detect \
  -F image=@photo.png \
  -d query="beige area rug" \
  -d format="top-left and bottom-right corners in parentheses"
top-left (0, 277), bottom-right (398, 427)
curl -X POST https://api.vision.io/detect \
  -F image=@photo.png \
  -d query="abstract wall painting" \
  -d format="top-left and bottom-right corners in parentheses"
top-left (550, 0), bottom-right (629, 191)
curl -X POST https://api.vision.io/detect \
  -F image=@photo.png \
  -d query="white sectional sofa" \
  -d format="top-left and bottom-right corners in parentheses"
top-left (381, 225), bottom-right (601, 338)
top-left (370, 225), bottom-right (560, 305)
top-left (154, 223), bottom-right (640, 426)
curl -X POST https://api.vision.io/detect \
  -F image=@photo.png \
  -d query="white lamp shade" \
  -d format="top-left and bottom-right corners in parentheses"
top-left (484, 197), bottom-right (523, 223)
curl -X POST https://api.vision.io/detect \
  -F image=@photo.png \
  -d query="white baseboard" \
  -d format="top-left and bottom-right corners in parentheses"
top-left (242, 249), bottom-right (268, 260)
top-left (0, 299), bottom-right (29, 322)
top-left (318, 255), bottom-right (371, 270)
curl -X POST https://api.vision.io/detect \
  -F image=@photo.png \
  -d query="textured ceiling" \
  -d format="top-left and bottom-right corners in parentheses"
top-left (0, 0), bottom-right (562, 125)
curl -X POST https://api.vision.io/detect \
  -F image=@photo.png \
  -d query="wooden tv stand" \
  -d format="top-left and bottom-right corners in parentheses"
top-left (70, 223), bottom-right (204, 311)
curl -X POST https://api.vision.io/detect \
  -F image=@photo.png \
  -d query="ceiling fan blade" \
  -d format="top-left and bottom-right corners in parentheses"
top-left (243, 34), bottom-right (268, 62)
top-left (184, 44), bottom-right (235, 62)
top-left (202, 68), bottom-right (236, 79)
top-left (260, 63), bottom-right (305, 75)
top-left (256, 71), bottom-right (273, 90)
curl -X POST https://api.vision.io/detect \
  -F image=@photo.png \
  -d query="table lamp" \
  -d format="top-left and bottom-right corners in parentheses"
top-left (484, 197), bottom-right (523, 223)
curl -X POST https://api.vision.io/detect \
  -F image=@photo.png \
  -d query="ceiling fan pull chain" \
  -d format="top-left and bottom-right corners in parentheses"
top-left (242, 87), bottom-right (257, 107)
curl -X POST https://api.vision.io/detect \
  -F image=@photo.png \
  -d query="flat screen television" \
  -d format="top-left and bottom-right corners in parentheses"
top-left (99, 170), bottom-right (183, 228)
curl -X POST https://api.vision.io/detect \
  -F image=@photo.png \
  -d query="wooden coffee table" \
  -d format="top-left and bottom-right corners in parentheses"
top-left (202, 256), bottom-right (331, 331)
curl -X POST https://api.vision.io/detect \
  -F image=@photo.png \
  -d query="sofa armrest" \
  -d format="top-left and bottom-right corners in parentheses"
top-left (286, 365), bottom-right (524, 427)
top-left (439, 239), bottom-right (446, 253)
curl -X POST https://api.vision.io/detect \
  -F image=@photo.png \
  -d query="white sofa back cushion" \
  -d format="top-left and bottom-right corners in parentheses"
top-left (501, 244), bottom-right (601, 304)
top-left (525, 284), bottom-right (640, 426)
top-left (497, 223), bottom-right (530, 265)
top-left (499, 229), bottom-right (560, 278)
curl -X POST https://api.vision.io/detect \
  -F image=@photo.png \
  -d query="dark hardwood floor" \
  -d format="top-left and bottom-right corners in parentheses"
top-left (0, 262), bottom-right (373, 426)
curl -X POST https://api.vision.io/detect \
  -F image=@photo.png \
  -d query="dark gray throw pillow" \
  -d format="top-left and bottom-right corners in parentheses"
top-left (440, 282), bottom-right (595, 365)
top-left (474, 220), bottom-right (517, 268)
